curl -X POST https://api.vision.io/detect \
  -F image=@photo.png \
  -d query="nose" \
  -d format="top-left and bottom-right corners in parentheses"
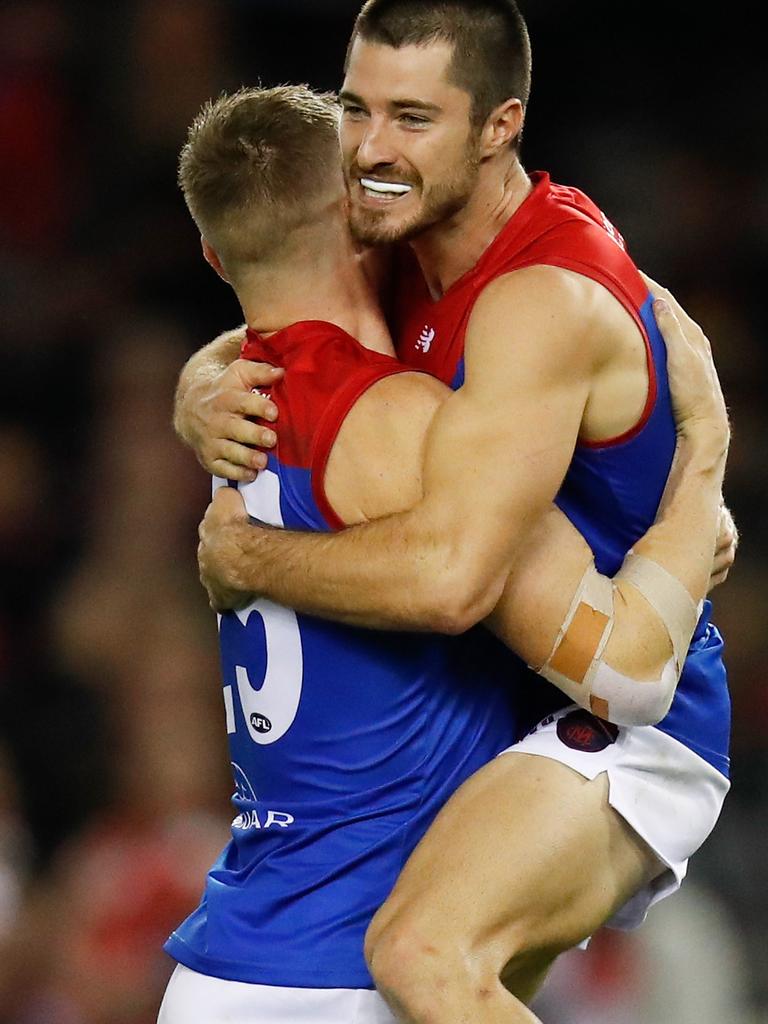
top-left (355, 116), bottom-right (398, 171)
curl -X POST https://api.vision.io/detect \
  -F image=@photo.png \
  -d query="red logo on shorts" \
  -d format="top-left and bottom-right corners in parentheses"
top-left (556, 710), bottom-right (619, 753)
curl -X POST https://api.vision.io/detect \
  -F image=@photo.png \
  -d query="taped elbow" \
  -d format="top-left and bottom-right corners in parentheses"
top-left (589, 657), bottom-right (679, 726)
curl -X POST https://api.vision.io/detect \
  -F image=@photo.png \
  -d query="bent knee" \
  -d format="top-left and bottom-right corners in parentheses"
top-left (368, 913), bottom-right (512, 1015)
top-left (366, 911), bottom-right (480, 1000)
top-left (366, 911), bottom-right (443, 985)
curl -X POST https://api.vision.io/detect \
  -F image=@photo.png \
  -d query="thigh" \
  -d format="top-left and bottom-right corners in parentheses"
top-left (370, 752), bottom-right (663, 972)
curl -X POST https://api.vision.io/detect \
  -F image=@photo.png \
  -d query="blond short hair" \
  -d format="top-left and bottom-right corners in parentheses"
top-left (178, 85), bottom-right (342, 265)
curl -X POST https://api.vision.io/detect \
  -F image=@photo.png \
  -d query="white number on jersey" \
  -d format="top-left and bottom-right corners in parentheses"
top-left (215, 471), bottom-right (304, 746)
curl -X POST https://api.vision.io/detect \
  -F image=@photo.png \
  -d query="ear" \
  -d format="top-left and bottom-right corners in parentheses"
top-left (201, 236), bottom-right (230, 282)
top-left (478, 98), bottom-right (524, 158)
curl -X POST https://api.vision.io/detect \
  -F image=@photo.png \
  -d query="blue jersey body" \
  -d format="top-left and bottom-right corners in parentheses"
top-left (164, 322), bottom-right (520, 988)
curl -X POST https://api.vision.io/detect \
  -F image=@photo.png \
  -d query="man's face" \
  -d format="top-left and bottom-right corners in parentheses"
top-left (340, 38), bottom-right (482, 245)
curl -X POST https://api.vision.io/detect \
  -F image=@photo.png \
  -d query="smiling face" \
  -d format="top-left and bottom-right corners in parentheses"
top-left (340, 38), bottom-right (483, 245)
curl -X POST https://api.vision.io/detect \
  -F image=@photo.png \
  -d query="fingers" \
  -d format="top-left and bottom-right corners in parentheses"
top-left (714, 505), bottom-right (738, 557)
top-left (714, 522), bottom-right (737, 555)
top-left (654, 294), bottom-right (728, 435)
top-left (206, 439), bottom-right (265, 474)
top-left (639, 271), bottom-right (668, 300)
top-left (232, 359), bottom-right (284, 392)
top-left (643, 273), bottom-right (707, 350)
top-left (708, 505), bottom-right (738, 592)
top-left (652, 297), bottom-right (687, 346)
top-left (711, 540), bottom-right (736, 575)
top-left (232, 390), bottom-right (279, 421)
top-left (211, 485), bottom-right (248, 515)
top-left (709, 542), bottom-right (735, 589)
top-left (653, 296), bottom-right (705, 359)
top-left (197, 492), bottom-right (249, 611)
top-left (228, 416), bottom-right (277, 449)
top-left (197, 368), bottom-right (279, 479)
top-left (211, 432), bottom-right (272, 469)
top-left (708, 568), bottom-right (730, 591)
top-left (210, 461), bottom-right (259, 484)
top-left (185, 357), bottom-right (282, 478)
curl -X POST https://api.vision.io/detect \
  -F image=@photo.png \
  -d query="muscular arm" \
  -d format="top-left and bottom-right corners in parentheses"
top-left (334, 298), bottom-right (727, 709)
top-left (334, 316), bottom-right (726, 694)
top-left (487, 294), bottom-right (729, 722)
top-left (203, 296), bottom-right (727, 724)
top-left (486, 428), bottom-right (723, 712)
top-left (201, 267), bottom-right (597, 632)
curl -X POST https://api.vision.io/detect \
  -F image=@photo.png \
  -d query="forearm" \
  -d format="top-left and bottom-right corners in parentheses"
top-left (626, 432), bottom-right (725, 600)
top-left (486, 430), bottom-right (724, 725)
top-left (606, 430), bottom-right (725, 673)
top-left (217, 504), bottom-right (505, 634)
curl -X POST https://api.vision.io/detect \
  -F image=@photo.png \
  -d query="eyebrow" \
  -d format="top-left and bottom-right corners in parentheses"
top-left (339, 89), bottom-right (442, 114)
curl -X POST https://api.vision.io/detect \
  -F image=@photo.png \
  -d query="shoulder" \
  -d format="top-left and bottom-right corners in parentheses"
top-left (473, 264), bottom-right (615, 324)
top-left (324, 371), bottom-right (449, 525)
top-left (467, 265), bottom-right (631, 376)
top-left (277, 325), bottom-right (401, 438)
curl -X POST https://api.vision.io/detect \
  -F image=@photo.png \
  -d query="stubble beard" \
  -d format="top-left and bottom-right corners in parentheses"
top-left (347, 147), bottom-right (481, 247)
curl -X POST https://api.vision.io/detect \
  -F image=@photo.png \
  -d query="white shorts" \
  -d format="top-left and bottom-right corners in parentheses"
top-left (505, 705), bottom-right (730, 930)
top-left (157, 964), bottom-right (396, 1024)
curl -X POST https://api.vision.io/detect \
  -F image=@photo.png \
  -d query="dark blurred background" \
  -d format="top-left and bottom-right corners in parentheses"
top-left (0, 2), bottom-right (765, 1021)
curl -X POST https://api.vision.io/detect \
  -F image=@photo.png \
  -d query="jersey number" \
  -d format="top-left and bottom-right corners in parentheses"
top-left (217, 471), bottom-right (304, 745)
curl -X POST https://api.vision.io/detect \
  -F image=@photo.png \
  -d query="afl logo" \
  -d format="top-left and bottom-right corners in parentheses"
top-left (556, 709), bottom-right (618, 753)
top-left (250, 713), bottom-right (272, 734)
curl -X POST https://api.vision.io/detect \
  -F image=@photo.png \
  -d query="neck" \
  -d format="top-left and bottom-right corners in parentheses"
top-left (235, 226), bottom-right (393, 356)
top-left (410, 157), bottom-right (532, 299)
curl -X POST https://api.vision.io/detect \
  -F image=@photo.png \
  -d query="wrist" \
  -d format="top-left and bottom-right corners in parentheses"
top-left (227, 521), bottom-right (265, 593)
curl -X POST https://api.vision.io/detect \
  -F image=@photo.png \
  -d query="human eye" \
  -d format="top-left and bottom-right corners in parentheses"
top-left (341, 102), bottom-right (368, 120)
top-left (398, 112), bottom-right (432, 128)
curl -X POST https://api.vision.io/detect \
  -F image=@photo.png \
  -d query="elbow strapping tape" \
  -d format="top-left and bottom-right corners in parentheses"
top-left (537, 555), bottom-right (701, 726)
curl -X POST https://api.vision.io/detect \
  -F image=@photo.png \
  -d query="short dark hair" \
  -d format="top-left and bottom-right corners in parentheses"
top-left (178, 85), bottom-right (341, 263)
top-left (349, 0), bottom-right (531, 143)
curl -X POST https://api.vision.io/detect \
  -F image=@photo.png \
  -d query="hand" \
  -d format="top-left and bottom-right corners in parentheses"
top-left (198, 487), bottom-right (254, 611)
top-left (708, 503), bottom-right (738, 591)
top-left (183, 356), bottom-right (284, 482)
top-left (642, 274), bottom-right (729, 454)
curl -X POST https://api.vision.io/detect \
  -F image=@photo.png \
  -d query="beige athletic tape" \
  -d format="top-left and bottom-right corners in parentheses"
top-left (590, 658), bottom-right (679, 727)
top-left (549, 603), bottom-right (611, 683)
top-left (540, 561), bottom-right (615, 713)
top-left (589, 695), bottom-right (611, 719)
top-left (542, 565), bottom-right (613, 660)
top-left (537, 556), bottom-right (694, 727)
top-left (616, 552), bottom-right (701, 670)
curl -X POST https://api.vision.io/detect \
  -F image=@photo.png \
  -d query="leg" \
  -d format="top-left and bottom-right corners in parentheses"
top-left (365, 752), bottom-right (663, 1024)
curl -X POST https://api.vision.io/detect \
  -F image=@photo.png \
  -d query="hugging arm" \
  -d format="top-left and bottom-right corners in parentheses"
top-left (201, 294), bottom-right (729, 725)
top-left (198, 267), bottom-right (598, 632)
top-left (488, 295), bottom-right (728, 724)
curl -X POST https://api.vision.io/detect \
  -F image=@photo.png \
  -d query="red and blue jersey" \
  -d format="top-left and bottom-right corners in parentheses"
top-left (164, 321), bottom-right (519, 988)
top-left (394, 171), bottom-right (730, 778)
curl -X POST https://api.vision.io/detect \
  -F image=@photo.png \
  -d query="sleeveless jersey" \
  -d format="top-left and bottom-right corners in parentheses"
top-left (393, 171), bottom-right (730, 777)
top-left (164, 321), bottom-right (519, 988)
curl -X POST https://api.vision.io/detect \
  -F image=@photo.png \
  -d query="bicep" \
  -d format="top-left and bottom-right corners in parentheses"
top-left (416, 269), bottom-right (594, 581)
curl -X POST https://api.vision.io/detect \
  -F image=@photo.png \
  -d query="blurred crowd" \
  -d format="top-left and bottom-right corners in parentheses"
top-left (0, 2), bottom-right (765, 1021)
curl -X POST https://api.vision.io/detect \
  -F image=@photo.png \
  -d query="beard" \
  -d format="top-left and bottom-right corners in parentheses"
top-left (346, 144), bottom-right (481, 247)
